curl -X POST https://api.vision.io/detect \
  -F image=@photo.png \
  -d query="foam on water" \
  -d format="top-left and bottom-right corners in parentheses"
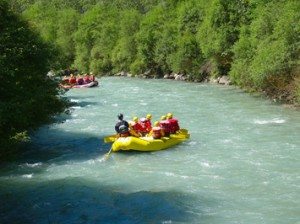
top-left (20, 162), bottom-right (43, 168)
top-left (71, 106), bottom-right (82, 110)
top-left (22, 174), bottom-right (33, 178)
top-left (253, 118), bottom-right (286, 124)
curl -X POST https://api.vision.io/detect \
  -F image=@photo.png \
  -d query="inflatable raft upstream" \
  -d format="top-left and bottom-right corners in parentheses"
top-left (104, 129), bottom-right (190, 152)
top-left (60, 81), bottom-right (99, 89)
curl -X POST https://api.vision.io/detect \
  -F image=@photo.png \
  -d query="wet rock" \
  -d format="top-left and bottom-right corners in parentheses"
top-left (219, 76), bottom-right (231, 85)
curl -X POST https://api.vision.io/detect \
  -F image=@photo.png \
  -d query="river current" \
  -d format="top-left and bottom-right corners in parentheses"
top-left (1, 77), bottom-right (299, 224)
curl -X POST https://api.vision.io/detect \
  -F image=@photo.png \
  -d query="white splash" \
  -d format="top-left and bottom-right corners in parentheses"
top-left (22, 174), bottom-right (33, 178)
top-left (201, 162), bottom-right (211, 168)
top-left (222, 139), bottom-right (233, 143)
top-left (165, 172), bottom-right (176, 177)
top-left (254, 118), bottom-right (286, 124)
top-left (188, 141), bottom-right (197, 146)
top-left (82, 125), bottom-right (97, 131)
top-left (112, 103), bottom-right (118, 107)
top-left (21, 162), bottom-right (42, 168)
top-left (70, 118), bottom-right (86, 124)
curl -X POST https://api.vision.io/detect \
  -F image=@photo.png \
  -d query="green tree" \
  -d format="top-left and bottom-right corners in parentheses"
top-left (230, 0), bottom-right (300, 103)
top-left (197, 0), bottom-right (252, 76)
top-left (55, 9), bottom-right (79, 68)
top-left (131, 5), bottom-right (164, 75)
top-left (0, 0), bottom-right (66, 154)
top-left (111, 9), bottom-right (141, 73)
top-left (169, 1), bottom-right (204, 78)
top-left (74, 5), bottom-right (119, 74)
top-left (154, 16), bottom-right (178, 75)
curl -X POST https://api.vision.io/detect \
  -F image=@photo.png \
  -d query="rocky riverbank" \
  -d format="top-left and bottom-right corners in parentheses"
top-left (114, 71), bottom-right (232, 85)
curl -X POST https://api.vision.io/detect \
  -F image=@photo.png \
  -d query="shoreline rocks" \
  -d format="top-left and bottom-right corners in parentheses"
top-left (113, 71), bottom-right (232, 86)
top-left (108, 71), bottom-right (298, 108)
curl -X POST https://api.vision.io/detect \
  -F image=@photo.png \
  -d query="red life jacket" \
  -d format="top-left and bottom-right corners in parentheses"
top-left (139, 117), bottom-right (152, 133)
top-left (159, 120), bottom-right (171, 135)
top-left (152, 127), bottom-right (162, 139)
top-left (132, 122), bottom-right (143, 132)
top-left (168, 118), bottom-right (180, 134)
top-left (83, 76), bottom-right (91, 83)
top-left (69, 77), bottom-right (76, 84)
top-left (144, 119), bottom-right (152, 132)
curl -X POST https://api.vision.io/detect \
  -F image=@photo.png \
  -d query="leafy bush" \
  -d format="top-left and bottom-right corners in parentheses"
top-left (230, 0), bottom-right (300, 99)
top-left (0, 0), bottom-right (66, 153)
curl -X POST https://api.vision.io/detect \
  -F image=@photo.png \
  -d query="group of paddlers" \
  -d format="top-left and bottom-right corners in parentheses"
top-left (61, 73), bottom-right (96, 86)
top-left (115, 113), bottom-right (180, 139)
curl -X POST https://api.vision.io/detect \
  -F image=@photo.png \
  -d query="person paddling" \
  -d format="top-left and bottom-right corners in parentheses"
top-left (115, 113), bottom-right (130, 137)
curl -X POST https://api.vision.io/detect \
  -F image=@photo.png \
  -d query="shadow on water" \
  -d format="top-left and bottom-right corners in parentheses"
top-left (0, 128), bottom-right (111, 175)
top-left (75, 101), bottom-right (98, 108)
top-left (0, 178), bottom-right (211, 224)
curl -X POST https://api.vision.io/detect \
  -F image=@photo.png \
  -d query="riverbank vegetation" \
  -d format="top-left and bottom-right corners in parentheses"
top-left (0, 1), bottom-right (68, 156)
top-left (8, 0), bottom-right (299, 105)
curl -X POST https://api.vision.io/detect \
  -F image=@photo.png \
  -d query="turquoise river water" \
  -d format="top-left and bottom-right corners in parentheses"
top-left (1, 77), bottom-right (300, 224)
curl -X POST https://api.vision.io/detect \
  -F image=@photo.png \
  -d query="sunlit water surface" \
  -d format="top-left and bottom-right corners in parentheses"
top-left (1, 77), bottom-right (300, 224)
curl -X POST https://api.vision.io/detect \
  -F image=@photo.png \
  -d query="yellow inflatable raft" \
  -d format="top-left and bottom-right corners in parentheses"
top-left (104, 129), bottom-right (190, 152)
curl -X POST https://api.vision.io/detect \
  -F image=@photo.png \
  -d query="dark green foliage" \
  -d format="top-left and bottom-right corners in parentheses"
top-left (0, 0), bottom-right (66, 153)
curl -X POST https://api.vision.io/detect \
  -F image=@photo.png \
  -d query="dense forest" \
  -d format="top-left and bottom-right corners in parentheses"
top-left (8, 0), bottom-right (299, 104)
top-left (1, 0), bottom-right (299, 155)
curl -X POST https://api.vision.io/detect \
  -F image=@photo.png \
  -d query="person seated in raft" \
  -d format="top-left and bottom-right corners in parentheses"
top-left (166, 112), bottom-right (180, 134)
top-left (83, 73), bottom-right (91, 84)
top-left (160, 115), bottom-right (166, 121)
top-left (115, 113), bottom-right (130, 137)
top-left (130, 117), bottom-right (143, 136)
top-left (76, 74), bottom-right (84, 85)
top-left (89, 73), bottom-right (95, 82)
top-left (139, 114), bottom-right (152, 136)
top-left (128, 122), bottom-right (142, 137)
top-left (68, 74), bottom-right (77, 85)
top-left (62, 75), bottom-right (69, 84)
top-left (159, 115), bottom-right (171, 137)
top-left (149, 121), bottom-right (164, 139)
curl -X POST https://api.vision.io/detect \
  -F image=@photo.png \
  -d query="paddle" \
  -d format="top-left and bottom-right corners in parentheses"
top-left (104, 147), bottom-right (113, 160)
